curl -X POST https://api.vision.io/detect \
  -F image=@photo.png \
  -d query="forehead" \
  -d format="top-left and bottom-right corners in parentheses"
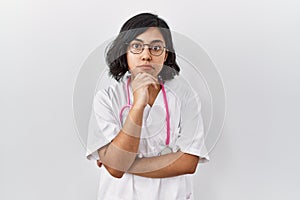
top-left (134, 27), bottom-right (165, 43)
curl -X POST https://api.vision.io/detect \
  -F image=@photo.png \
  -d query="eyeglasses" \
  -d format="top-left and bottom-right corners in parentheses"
top-left (127, 41), bottom-right (167, 56)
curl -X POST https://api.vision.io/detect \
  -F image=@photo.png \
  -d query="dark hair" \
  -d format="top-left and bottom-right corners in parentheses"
top-left (106, 13), bottom-right (180, 81)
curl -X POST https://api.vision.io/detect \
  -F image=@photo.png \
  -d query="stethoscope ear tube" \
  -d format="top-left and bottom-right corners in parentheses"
top-left (159, 78), bottom-right (170, 146)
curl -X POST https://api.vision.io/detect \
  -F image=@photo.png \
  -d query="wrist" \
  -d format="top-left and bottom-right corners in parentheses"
top-left (131, 103), bottom-right (146, 110)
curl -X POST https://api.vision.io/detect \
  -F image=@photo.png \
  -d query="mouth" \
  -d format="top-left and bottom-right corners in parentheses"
top-left (137, 65), bottom-right (154, 70)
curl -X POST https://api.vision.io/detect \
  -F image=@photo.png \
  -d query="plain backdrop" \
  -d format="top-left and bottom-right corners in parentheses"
top-left (1, 0), bottom-right (300, 199)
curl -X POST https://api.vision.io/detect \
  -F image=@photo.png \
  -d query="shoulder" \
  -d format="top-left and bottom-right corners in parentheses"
top-left (165, 76), bottom-right (198, 101)
top-left (94, 77), bottom-right (127, 102)
top-left (92, 77), bottom-right (128, 116)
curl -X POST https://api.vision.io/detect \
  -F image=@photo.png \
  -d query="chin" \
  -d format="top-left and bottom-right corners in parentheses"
top-left (133, 70), bottom-right (157, 77)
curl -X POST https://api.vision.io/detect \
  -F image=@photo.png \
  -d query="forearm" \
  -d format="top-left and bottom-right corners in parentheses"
top-left (98, 106), bottom-right (144, 178)
top-left (127, 151), bottom-right (199, 178)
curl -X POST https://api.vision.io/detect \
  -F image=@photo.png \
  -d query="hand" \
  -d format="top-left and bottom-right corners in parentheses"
top-left (131, 72), bottom-right (159, 108)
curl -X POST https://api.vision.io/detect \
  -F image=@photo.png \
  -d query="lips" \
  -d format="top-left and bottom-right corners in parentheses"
top-left (137, 65), bottom-right (154, 69)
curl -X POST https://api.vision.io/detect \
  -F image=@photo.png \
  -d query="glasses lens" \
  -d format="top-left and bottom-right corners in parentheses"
top-left (149, 42), bottom-right (164, 56)
top-left (129, 42), bottom-right (143, 54)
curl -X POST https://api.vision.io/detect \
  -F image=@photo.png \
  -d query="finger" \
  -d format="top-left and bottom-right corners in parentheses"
top-left (132, 82), bottom-right (151, 93)
top-left (132, 79), bottom-right (158, 92)
top-left (145, 73), bottom-right (159, 83)
top-left (134, 75), bottom-right (159, 88)
top-left (138, 73), bottom-right (158, 84)
top-left (142, 77), bottom-right (158, 89)
top-left (131, 71), bottom-right (158, 84)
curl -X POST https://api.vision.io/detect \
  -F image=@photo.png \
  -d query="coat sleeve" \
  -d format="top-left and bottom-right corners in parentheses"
top-left (86, 89), bottom-right (120, 161)
top-left (175, 91), bottom-right (210, 163)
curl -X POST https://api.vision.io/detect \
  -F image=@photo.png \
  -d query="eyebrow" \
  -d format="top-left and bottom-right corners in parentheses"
top-left (133, 38), bottom-right (164, 43)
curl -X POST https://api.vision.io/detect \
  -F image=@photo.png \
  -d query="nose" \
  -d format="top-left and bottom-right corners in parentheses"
top-left (140, 46), bottom-right (152, 61)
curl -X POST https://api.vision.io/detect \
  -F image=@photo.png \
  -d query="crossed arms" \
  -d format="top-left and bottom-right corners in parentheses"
top-left (96, 105), bottom-right (199, 179)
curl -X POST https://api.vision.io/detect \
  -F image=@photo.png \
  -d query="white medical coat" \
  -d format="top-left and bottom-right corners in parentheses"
top-left (86, 75), bottom-right (209, 200)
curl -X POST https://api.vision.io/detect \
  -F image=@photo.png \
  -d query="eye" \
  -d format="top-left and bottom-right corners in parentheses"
top-left (151, 45), bottom-right (162, 51)
top-left (150, 42), bottom-right (164, 52)
top-left (131, 42), bottom-right (143, 49)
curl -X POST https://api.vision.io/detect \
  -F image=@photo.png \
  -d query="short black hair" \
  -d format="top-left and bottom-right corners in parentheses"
top-left (106, 13), bottom-right (180, 81)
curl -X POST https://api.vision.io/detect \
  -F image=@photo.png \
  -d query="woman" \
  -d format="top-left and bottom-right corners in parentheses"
top-left (86, 13), bottom-right (209, 200)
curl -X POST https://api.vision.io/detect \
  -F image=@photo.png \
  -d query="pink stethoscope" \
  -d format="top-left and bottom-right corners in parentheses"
top-left (119, 76), bottom-right (171, 148)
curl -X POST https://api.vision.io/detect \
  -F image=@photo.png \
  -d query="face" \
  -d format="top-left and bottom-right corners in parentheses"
top-left (126, 27), bottom-right (168, 78)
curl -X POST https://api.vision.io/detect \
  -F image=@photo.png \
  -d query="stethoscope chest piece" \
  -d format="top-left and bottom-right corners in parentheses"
top-left (159, 146), bottom-right (173, 156)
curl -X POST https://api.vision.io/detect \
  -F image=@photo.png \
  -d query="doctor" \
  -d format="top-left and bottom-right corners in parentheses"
top-left (86, 13), bottom-right (209, 200)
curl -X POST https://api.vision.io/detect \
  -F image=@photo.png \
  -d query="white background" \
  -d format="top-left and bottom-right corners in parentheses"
top-left (1, 0), bottom-right (300, 199)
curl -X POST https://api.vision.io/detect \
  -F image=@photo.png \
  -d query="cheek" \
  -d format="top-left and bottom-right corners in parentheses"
top-left (153, 55), bottom-right (167, 66)
top-left (126, 54), bottom-right (136, 70)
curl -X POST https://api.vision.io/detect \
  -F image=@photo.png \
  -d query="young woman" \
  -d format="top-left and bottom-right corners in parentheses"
top-left (86, 13), bottom-right (209, 200)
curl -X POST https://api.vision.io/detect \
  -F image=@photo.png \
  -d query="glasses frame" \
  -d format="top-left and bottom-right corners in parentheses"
top-left (126, 41), bottom-right (168, 56)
